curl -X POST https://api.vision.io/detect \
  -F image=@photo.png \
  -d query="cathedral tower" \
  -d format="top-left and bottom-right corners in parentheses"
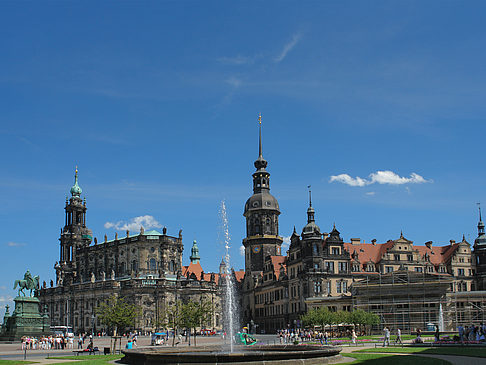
top-left (242, 116), bottom-right (283, 273)
top-left (55, 168), bottom-right (92, 285)
top-left (474, 204), bottom-right (486, 289)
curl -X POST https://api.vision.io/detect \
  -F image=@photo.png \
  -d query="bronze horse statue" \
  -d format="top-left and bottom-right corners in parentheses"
top-left (13, 270), bottom-right (40, 297)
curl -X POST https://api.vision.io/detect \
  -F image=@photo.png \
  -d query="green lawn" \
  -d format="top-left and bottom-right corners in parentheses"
top-left (0, 361), bottom-right (36, 365)
top-left (346, 353), bottom-right (451, 364)
top-left (48, 354), bottom-right (123, 364)
top-left (356, 346), bottom-right (486, 358)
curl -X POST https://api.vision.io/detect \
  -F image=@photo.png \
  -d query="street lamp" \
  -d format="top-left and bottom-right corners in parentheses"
top-left (91, 314), bottom-right (96, 337)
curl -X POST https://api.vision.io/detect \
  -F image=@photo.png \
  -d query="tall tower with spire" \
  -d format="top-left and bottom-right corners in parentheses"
top-left (474, 204), bottom-right (486, 289)
top-left (190, 240), bottom-right (201, 264)
top-left (242, 115), bottom-right (283, 273)
top-left (56, 167), bottom-right (92, 286)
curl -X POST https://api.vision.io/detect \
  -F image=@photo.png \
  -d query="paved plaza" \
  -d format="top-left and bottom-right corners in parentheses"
top-left (1, 335), bottom-right (485, 364)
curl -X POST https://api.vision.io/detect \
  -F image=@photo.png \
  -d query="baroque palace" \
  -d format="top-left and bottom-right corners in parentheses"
top-left (241, 124), bottom-right (486, 334)
top-left (38, 169), bottom-right (244, 334)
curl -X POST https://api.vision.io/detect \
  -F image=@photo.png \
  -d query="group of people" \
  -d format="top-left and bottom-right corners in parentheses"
top-left (20, 335), bottom-right (74, 350)
top-left (457, 323), bottom-right (486, 342)
top-left (382, 327), bottom-right (404, 347)
top-left (125, 333), bottom-right (139, 349)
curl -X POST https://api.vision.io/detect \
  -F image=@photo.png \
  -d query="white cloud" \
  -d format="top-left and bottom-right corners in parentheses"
top-left (218, 55), bottom-right (255, 65)
top-left (274, 32), bottom-right (302, 63)
top-left (225, 76), bottom-right (242, 88)
top-left (365, 191), bottom-right (376, 196)
top-left (329, 174), bottom-right (368, 187)
top-left (281, 235), bottom-right (291, 251)
top-left (104, 215), bottom-right (162, 232)
top-left (7, 241), bottom-right (26, 247)
top-left (239, 246), bottom-right (245, 256)
top-left (369, 171), bottom-right (428, 185)
top-left (330, 170), bottom-right (431, 187)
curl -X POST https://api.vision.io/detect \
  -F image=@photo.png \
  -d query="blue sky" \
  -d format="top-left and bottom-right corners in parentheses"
top-left (1, 1), bottom-right (486, 308)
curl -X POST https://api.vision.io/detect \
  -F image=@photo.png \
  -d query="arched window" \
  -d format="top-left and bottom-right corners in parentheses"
top-left (132, 260), bottom-right (138, 272)
top-left (149, 258), bottom-right (156, 271)
top-left (169, 260), bottom-right (174, 272)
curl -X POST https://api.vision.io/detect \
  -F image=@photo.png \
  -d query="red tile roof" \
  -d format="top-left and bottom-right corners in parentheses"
top-left (344, 238), bottom-right (461, 268)
top-left (270, 256), bottom-right (286, 280)
top-left (234, 270), bottom-right (245, 283)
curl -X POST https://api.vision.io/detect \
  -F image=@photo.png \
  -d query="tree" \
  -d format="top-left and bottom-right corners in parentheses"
top-left (96, 295), bottom-right (141, 352)
top-left (180, 300), bottom-right (213, 347)
top-left (301, 308), bottom-right (380, 336)
top-left (363, 311), bottom-right (380, 334)
top-left (158, 300), bottom-right (184, 347)
top-left (300, 307), bottom-right (334, 331)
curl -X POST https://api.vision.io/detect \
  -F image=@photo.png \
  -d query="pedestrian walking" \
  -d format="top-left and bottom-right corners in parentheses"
top-left (382, 327), bottom-right (390, 347)
top-left (395, 328), bottom-right (403, 345)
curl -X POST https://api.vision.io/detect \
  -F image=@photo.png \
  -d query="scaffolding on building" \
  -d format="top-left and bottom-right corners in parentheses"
top-left (351, 270), bottom-right (485, 333)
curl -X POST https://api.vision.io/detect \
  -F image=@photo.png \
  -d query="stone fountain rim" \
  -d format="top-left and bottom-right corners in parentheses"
top-left (122, 344), bottom-right (342, 363)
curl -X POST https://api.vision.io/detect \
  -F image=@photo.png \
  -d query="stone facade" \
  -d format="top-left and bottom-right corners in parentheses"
top-left (38, 170), bottom-right (242, 334)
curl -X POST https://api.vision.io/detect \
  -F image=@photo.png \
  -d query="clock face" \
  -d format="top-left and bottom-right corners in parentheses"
top-left (252, 246), bottom-right (261, 254)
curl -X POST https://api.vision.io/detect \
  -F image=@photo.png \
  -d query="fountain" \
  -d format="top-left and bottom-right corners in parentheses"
top-left (220, 200), bottom-right (239, 352)
top-left (438, 303), bottom-right (444, 332)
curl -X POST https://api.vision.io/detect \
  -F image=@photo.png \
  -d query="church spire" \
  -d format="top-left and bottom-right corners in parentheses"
top-left (258, 113), bottom-right (262, 158)
top-left (190, 240), bottom-right (200, 264)
top-left (254, 114), bottom-right (268, 172)
top-left (478, 203), bottom-right (485, 236)
top-left (70, 166), bottom-right (82, 198)
top-left (307, 185), bottom-right (315, 223)
top-left (252, 114), bottom-right (270, 194)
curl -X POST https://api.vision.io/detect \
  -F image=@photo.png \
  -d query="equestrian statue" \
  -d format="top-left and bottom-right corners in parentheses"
top-left (13, 270), bottom-right (39, 297)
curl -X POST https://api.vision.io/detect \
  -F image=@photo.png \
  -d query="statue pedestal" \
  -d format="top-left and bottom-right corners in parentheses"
top-left (0, 297), bottom-right (50, 341)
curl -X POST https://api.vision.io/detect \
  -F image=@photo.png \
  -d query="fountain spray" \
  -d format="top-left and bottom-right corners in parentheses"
top-left (220, 200), bottom-right (239, 352)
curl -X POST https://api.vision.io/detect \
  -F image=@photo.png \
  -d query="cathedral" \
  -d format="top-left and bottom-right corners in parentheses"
top-left (241, 122), bottom-right (486, 334)
top-left (38, 168), bottom-right (244, 334)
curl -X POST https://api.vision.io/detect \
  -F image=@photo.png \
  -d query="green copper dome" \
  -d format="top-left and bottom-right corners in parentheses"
top-left (70, 167), bottom-right (82, 197)
top-left (190, 240), bottom-right (200, 264)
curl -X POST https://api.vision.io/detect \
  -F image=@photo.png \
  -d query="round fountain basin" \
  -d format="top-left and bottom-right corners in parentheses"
top-left (122, 344), bottom-right (342, 364)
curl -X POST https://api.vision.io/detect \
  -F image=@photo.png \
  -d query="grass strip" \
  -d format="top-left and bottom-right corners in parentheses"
top-left (346, 353), bottom-right (451, 364)
top-left (356, 346), bottom-right (486, 358)
top-left (48, 355), bottom-right (122, 361)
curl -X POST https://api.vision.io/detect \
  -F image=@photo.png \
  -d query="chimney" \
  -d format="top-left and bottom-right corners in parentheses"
top-left (371, 239), bottom-right (377, 245)
top-left (450, 240), bottom-right (456, 245)
top-left (425, 241), bottom-right (432, 249)
top-left (351, 238), bottom-right (361, 245)
top-left (322, 232), bottom-right (329, 240)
